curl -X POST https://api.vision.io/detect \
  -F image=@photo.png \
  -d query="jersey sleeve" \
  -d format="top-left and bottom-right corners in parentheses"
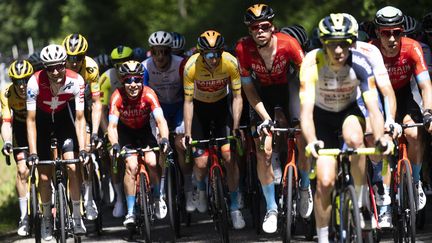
top-left (299, 50), bottom-right (318, 105)
top-left (98, 71), bottom-right (111, 105)
top-left (108, 89), bottom-right (121, 117)
top-left (285, 35), bottom-right (305, 70)
top-left (183, 54), bottom-right (198, 101)
top-left (352, 51), bottom-right (378, 102)
top-left (0, 85), bottom-right (12, 122)
top-left (234, 39), bottom-right (252, 78)
top-left (362, 43), bottom-right (391, 87)
top-left (410, 40), bottom-right (431, 84)
top-left (74, 75), bottom-right (85, 111)
top-left (224, 52), bottom-right (242, 95)
top-left (26, 75), bottom-right (39, 111)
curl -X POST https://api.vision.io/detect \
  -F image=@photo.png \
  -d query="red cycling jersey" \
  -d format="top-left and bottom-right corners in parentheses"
top-left (26, 69), bottom-right (85, 113)
top-left (371, 37), bottom-right (428, 91)
top-left (235, 32), bottom-right (304, 86)
top-left (109, 86), bottom-right (161, 129)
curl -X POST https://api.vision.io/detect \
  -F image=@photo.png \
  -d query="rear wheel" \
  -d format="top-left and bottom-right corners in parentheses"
top-left (139, 172), bottom-right (152, 243)
top-left (213, 167), bottom-right (229, 243)
top-left (342, 185), bottom-right (362, 243)
top-left (282, 165), bottom-right (294, 243)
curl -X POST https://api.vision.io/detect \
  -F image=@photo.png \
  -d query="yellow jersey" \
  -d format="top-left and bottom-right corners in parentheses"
top-left (183, 52), bottom-right (241, 103)
top-left (0, 83), bottom-right (26, 123)
top-left (80, 56), bottom-right (100, 97)
top-left (98, 68), bottom-right (122, 106)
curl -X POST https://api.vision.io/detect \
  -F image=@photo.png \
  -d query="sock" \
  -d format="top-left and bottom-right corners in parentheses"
top-left (126, 195), bottom-right (136, 215)
top-left (113, 183), bottom-right (124, 203)
top-left (18, 197), bottom-right (28, 220)
top-left (355, 185), bottom-right (367, 209)
top-left (230, 188), bottom-right (239, 211)
top-left (317, 226), bottom-right (329, 243)
top-left (153, 183), bottom-right (161, 198)
top-left (183, 173), bottom-right (193, 192)
top-left (197, 179), bottom-right (206, 191)
top-left (371, 160), bottom-right (383, 184)
top-left (83, 181), bottom-right (93, 205)
top-left (412, 163), bottom-right (422, 183)
top-left (299, 169), bottom-right (310, 189)
top-left (261, 182), bottom-right (277, 211)
top-left (42, 201), bottom-right (51, 218)
top-left (72, 200), bottom-right (81, 218)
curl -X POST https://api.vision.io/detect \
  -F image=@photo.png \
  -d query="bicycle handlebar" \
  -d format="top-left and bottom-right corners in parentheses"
top-left (317, 147), bottom-right (383, 156)
top-left (36, 159), bottom-right (80, 165)
top-left (5, 146), bottom-right (29, 166)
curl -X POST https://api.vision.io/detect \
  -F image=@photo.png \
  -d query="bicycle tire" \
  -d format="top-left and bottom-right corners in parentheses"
top-left (282, 165), bottom-right (294, 243)
top-left (248, 153), bottom-right (261, 235)
top-left (213, 167), bottom-right (229, 243)
top-left (30, 183), bottom-right (42, 243)
top-left (342, 185), bottom-right (362, 243)
top-left (167, 163), bottom-right (180, 238)
top-left (139, 172), bottom-right (152, 243)
top-left (91, 168), bottom-right (103, 235)
top-left (58, 183), bottom-right (67, 243)
top-left (398, 159), bottom-right (416, 243)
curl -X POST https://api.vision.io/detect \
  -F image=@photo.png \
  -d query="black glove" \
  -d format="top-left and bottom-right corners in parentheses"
top-left (159, 137), bottom-right (171, 153)
top-left (79, 150), bottom-right (90, 164)
top-left (2, 142), bottom-right (12, 156)
top-left (423, 109), bottom-right (432, 127)
top-left (111, 143), bottom-right (121, 157)
top-left (90, 133), bottom-right (101, 149)
top-left (27, 153), bottom-right (39, 166)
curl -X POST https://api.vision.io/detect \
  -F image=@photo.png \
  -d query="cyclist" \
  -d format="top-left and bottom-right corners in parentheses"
top-left (235, 3), bottom-right (310, 233)
top-left (371, 6), bottom-right (432, 215)
top-left (63, 33), bottom-right (102, 220)
top-left (300, 14), bottom-right (392, 242)
top-left (28, 51), bottom-right (44, 72)
top-left (99, 45), bottom-right (134, 218)
top-left (182, 30), bottom-right (245, 229)
top-left (107, 60), bottom-right (170, 226)
top-left (143, 31), bottom-right (191, 211)
top-left (1, 60), bottom-right (33, 236)
top-left (280, 24), bottom-right (310, 52)
top-left (171, 32), bottom-right (187, 57)
top-left (26, 44), bottom-right (88, 240)
top-left (132, 47), bottom-right (147, 62)
top-left (93, 53), bottom-right (112, 74)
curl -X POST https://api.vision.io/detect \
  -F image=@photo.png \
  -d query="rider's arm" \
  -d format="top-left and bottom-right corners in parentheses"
top-left (75, 76), bottom-right (87, 151)
top-left (241, 81), bottom-right (271, 121)
top-left (0, 89), bottom-right (12, 143)
top-left (418, 76), bottom-right (432, 110)
top-left (26, 110), bottom-right (37, 154)
top-left (411, 41), bottom-right (432, 110)
top-left (91, 95), bottom-right (102, 134)
top-left (1, 121), bottom-right (12, 143)
top-left (232, 92), bottom-right (243, 130)
top-left (227, 54), bottom-right (243, 130)
top-left (153, 108), bottom-right (169, 139)
top-left (183, 59), bottom-right (195, 137)
top-left (107, 97), bottom-right (120, 145)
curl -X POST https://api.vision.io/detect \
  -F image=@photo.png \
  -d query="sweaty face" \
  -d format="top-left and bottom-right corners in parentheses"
top-left (45, 63), bottom-right (66, 83)
top-left (323, 39), bottom-right (352, 67)
top-left (249, 21), bottom-right (274, 46)
top-left (151, 46), bottom-right (171, 70)
top-left (377, 27), bottom-right (403, 52)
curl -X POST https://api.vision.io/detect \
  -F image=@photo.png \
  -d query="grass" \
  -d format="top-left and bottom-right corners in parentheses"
top-left (0, 141), bottom-right (20, 235)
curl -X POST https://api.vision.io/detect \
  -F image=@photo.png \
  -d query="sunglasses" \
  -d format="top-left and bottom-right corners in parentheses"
top-left (122, 76), bottom-right (143, 85)
top-left (323, 39), bottom-right (352, 48)
top-left (202, 51), bottom-right (222, 59)
top-left (45, 64), bottom-right (66, 72)
top-left (379, 28), bottom-right (403, 38)
top-left (249, 23), bottom-right (273, 32)
top-left (12, 78), bottom-right (29, 86)
top-left (151, 49), bottom-right (171, 56)
top-left (67, 54), bottom-right (85, 63)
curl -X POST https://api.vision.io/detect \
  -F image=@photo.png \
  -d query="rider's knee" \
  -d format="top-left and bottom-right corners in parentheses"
top-left (344, 133), bottom-right (364, 148)
top-left (317, 176), bottom-right (334, 196)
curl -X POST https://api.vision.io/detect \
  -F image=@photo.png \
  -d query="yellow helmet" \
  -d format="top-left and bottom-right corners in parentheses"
top-left (318, 13), bottom-right (357, 41)
top-left (110, 45), bottom-right (133, 63)
top-left (8, 60), bottom-right (34, 80)
top-left (62, 34), bottom-right (88, 56)
top-left (197, 30), bottom-right (224, 51)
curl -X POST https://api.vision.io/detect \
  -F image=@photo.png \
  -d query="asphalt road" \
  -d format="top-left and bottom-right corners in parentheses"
top-left (3, 199), bottom-right (432, 243)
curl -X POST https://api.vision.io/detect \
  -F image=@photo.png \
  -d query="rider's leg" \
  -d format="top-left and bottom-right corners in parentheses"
top-left (124, 155), bottom-right (138, 215)
top-left (64, 150), bottom-right (82, 218)
top-left (16, 157), bottom-right (30, 220)
top-left (404, 115), bottom-right (424, 183)
top-left (255, 136), bottom-right (277, 211)
top-left (193, 151), bottom-right (209, 213)
top-left (221, 144), bottom-right (240, 211)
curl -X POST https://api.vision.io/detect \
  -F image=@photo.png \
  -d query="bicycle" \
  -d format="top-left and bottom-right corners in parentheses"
top-left (186, 133), bottom-right (238, 243)
top-left (238, 125), bottom-right (262, 235)
top-left (5, 146), bottom-right (42, 242)
top-left (113, 146), bottom-right (160, 243)
top-left (314, 147), bottom-right (384, 243)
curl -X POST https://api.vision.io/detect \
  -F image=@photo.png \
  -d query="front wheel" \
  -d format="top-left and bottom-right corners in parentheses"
top-left (30, 183), bottom-right (42, 243)
top-left (167, 164), bottom-right (180, 238)
top-left (139, 172), bottom-right (152, 243)
top-left (212, 167), bottom-right (229, 243)
top-left (57, 183), bottom-right (68, 243)
top-left (281, 165), bottom-right (294, 243)
top-left (398, 159), bottom-right (416, 243)
top-left (342, 185), bottom-right (362, 243)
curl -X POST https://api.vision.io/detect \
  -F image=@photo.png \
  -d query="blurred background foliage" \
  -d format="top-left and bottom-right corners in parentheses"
top-left (0, 0), bottom-right (431, 59)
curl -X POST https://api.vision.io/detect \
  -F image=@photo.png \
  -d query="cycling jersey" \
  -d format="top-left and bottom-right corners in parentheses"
top-left (235, 32), bottom-right (304, 86)
top-left (108, 86), bottom-right (163, 130)
top-left (355, 41), bottom-right (391, 87)
top-left (142, 54), bottom-right (184, 104)
top-left (371, 37), bottom-right (430, 90)
top-left (299, 49), bottom-right (377, 112)
top-left (183, 52), bottom-right (241, 103)
top-left (26, 69), bottom-right (85, 114)
top-left (99, 68), bottom-right (122, 105)
top-left (80, 56), bottom-right (100, 97)
top-left (1, 83), bottom-right (26, 123)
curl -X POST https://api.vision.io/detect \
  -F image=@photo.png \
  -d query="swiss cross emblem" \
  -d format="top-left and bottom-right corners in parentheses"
top-left (43, 96), bottom-right (66, 110)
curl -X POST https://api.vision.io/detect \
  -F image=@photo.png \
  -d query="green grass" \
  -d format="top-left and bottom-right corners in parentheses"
top-left (0, 141), bottom-right (19, 235)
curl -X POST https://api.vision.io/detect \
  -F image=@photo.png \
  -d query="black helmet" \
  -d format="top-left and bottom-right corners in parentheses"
top-left (244, 4), bottom-right (275, 26)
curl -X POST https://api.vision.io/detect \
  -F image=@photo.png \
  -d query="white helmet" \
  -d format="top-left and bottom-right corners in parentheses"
top-left (40, 44), bottom-right (67, 66)
top-left (148, 31), bottom-right (173, 47)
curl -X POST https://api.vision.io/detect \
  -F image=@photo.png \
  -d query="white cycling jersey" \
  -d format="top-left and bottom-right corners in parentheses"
top-left (142, 55), bottom-right (184, 104)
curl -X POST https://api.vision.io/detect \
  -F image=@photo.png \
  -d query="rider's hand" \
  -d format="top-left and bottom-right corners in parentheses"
top-left (305, 140), bottom-right (324, 159)
top-left (90, 133), bottom-right (102, 149)
top-left (384, 120), bottom-right (402, 139)
top-left (423, 109), bottom-right (432, 133)
top-left (27, 153), bottom-right (39, 166)
top-left (159, 137), bottom-right (171, 154)
top-left (257, 119), bottom-right (274, 136)
top-left (79, 150), bottom-right (90, 164)
top-left (2, 142), bottom-right (12, 156)
top-left (375, 137), bottom-right (394, 155)
top-left (111, 143), bottom-right (121, 157)
top-left (175, 121), bottom-right (185, 134)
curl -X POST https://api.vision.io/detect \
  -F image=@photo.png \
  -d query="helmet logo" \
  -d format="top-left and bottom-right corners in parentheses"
top-left (249, 4), bottom-right (265, 17)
